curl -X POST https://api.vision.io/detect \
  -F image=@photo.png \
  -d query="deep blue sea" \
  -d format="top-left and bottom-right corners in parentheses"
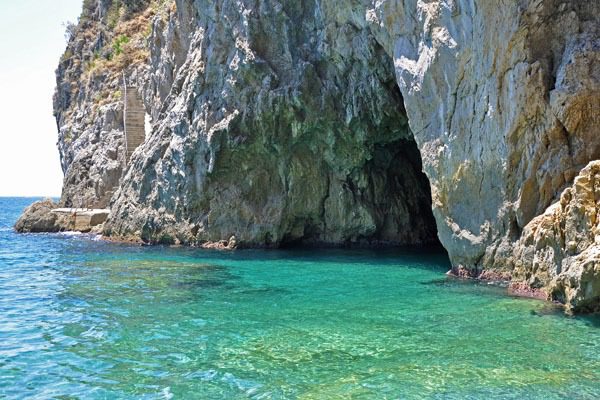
top-left (1, 197), bottom-right (599, 399)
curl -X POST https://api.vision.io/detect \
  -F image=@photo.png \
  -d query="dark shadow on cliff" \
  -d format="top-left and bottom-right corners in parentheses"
top-left (279, 89), bottom-right (440, 250)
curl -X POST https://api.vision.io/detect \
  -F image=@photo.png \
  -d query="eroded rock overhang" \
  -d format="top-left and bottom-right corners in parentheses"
top-left (105, 0), bottom-right (441, 248)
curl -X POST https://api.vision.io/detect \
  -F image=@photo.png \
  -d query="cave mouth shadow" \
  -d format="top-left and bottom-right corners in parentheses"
top-left (279, 119), bottom-right (440, 250)
top-left (363, 136), bottom-right (439, 247)
top-left (248, 39), bottom-right (440, 251)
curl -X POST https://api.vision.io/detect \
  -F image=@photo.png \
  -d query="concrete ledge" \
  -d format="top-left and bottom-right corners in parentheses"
top-left (15, 201), bottom-right (110, 234)
top-left (51, 208), bottom-right (110, 215)
top-left (51, 208), bottom-right (110, 232)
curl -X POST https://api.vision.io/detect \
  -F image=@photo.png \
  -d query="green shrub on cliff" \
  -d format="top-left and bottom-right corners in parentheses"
top-left (112, 35), bottom-right (130, 56)
top-left (60, 49), bottom-right (74, 63)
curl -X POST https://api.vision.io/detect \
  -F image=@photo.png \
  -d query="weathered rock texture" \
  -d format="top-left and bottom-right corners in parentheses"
top-left (51, 208), bottom-right (110, 232)
top-left (15, 200), bottom-right (109, 233)
top-left (15, 200), bottom-right (67, 233)
top-left (43, 0), bottom-right (600, 311)
top-left (511, 161), bottom-right (600, 313)
top-left (54, 1), bottom-right (161, 208)
top-left (382, 0), bottom-right (600, 313)
top-left (101, 0), bottom-right (439, 247)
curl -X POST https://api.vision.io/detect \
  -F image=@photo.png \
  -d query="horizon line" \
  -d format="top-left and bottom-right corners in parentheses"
top-left (0, 195), bottom-right (61, 198)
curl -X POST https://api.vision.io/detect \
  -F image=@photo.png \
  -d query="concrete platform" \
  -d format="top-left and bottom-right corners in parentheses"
top-left (51, 208), bottom-right (110, 232)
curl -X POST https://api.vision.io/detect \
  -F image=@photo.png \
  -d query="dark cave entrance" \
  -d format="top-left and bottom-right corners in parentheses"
top-left (359, 137), bottom-right (439, 247)
top-left (269, 43), bottom-right (440, 250)
top-left (279, 121), bottom-right (440, 249)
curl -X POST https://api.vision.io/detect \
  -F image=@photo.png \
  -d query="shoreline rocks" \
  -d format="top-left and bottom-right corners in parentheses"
top-left (15, 200), bottom-right (109, 234)
top-left (507, 161), bottom-right (600, 314)
top-left (446, 267), bottom-right (550, 304)
top-left (200, 236), bottom-right (238, 250)
top-left (14, 200), bottom-right (66, 233)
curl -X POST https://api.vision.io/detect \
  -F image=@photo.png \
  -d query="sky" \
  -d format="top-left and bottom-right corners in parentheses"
top-left (0, 0), bottom-right (83, 197)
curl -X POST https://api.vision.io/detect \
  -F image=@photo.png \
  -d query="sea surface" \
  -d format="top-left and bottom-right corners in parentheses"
top-left (0, 197), bottom-right (599, 399)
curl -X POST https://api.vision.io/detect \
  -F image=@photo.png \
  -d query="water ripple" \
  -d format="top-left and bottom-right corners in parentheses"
top-left (1, 198), bottom-right (599, 399)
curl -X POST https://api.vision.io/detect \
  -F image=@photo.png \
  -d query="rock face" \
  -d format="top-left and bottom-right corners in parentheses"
top-left (54, 1), bottom-right (158, 208)
top-left (15, 200), bottom-right (66, 233)
top-left (46, 0), bottom-right (600, 311)
top-left (379, 0), bottom-right (600, 312)
top-left (94, 0), bottom-right (439, 247)
top-left (395, 0), bottom-right (600, 272)
top-left (510, 161), bottom-right (600, 313)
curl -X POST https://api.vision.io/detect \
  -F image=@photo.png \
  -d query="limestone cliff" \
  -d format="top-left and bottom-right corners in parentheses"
top-left (47, 0), bottom-right (599, 312)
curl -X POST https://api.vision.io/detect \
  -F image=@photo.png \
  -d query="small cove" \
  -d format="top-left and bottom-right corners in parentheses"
top-left (1, 198), bottom-right (599, 399)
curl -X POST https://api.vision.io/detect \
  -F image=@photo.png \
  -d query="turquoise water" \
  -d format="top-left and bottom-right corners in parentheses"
top-left (1, 198), bottom-right (599, 399)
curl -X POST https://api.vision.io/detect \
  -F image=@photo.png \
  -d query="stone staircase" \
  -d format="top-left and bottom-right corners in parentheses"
top-left (124, 85), bottom-right (146, 164)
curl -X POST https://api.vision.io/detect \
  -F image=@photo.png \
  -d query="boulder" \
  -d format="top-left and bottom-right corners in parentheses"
top-left (14, 199), bottom-right (64, 233)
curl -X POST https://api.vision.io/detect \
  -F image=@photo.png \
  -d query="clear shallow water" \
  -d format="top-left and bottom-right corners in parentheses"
top-left (1, 198), bottom-right (599, 399)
